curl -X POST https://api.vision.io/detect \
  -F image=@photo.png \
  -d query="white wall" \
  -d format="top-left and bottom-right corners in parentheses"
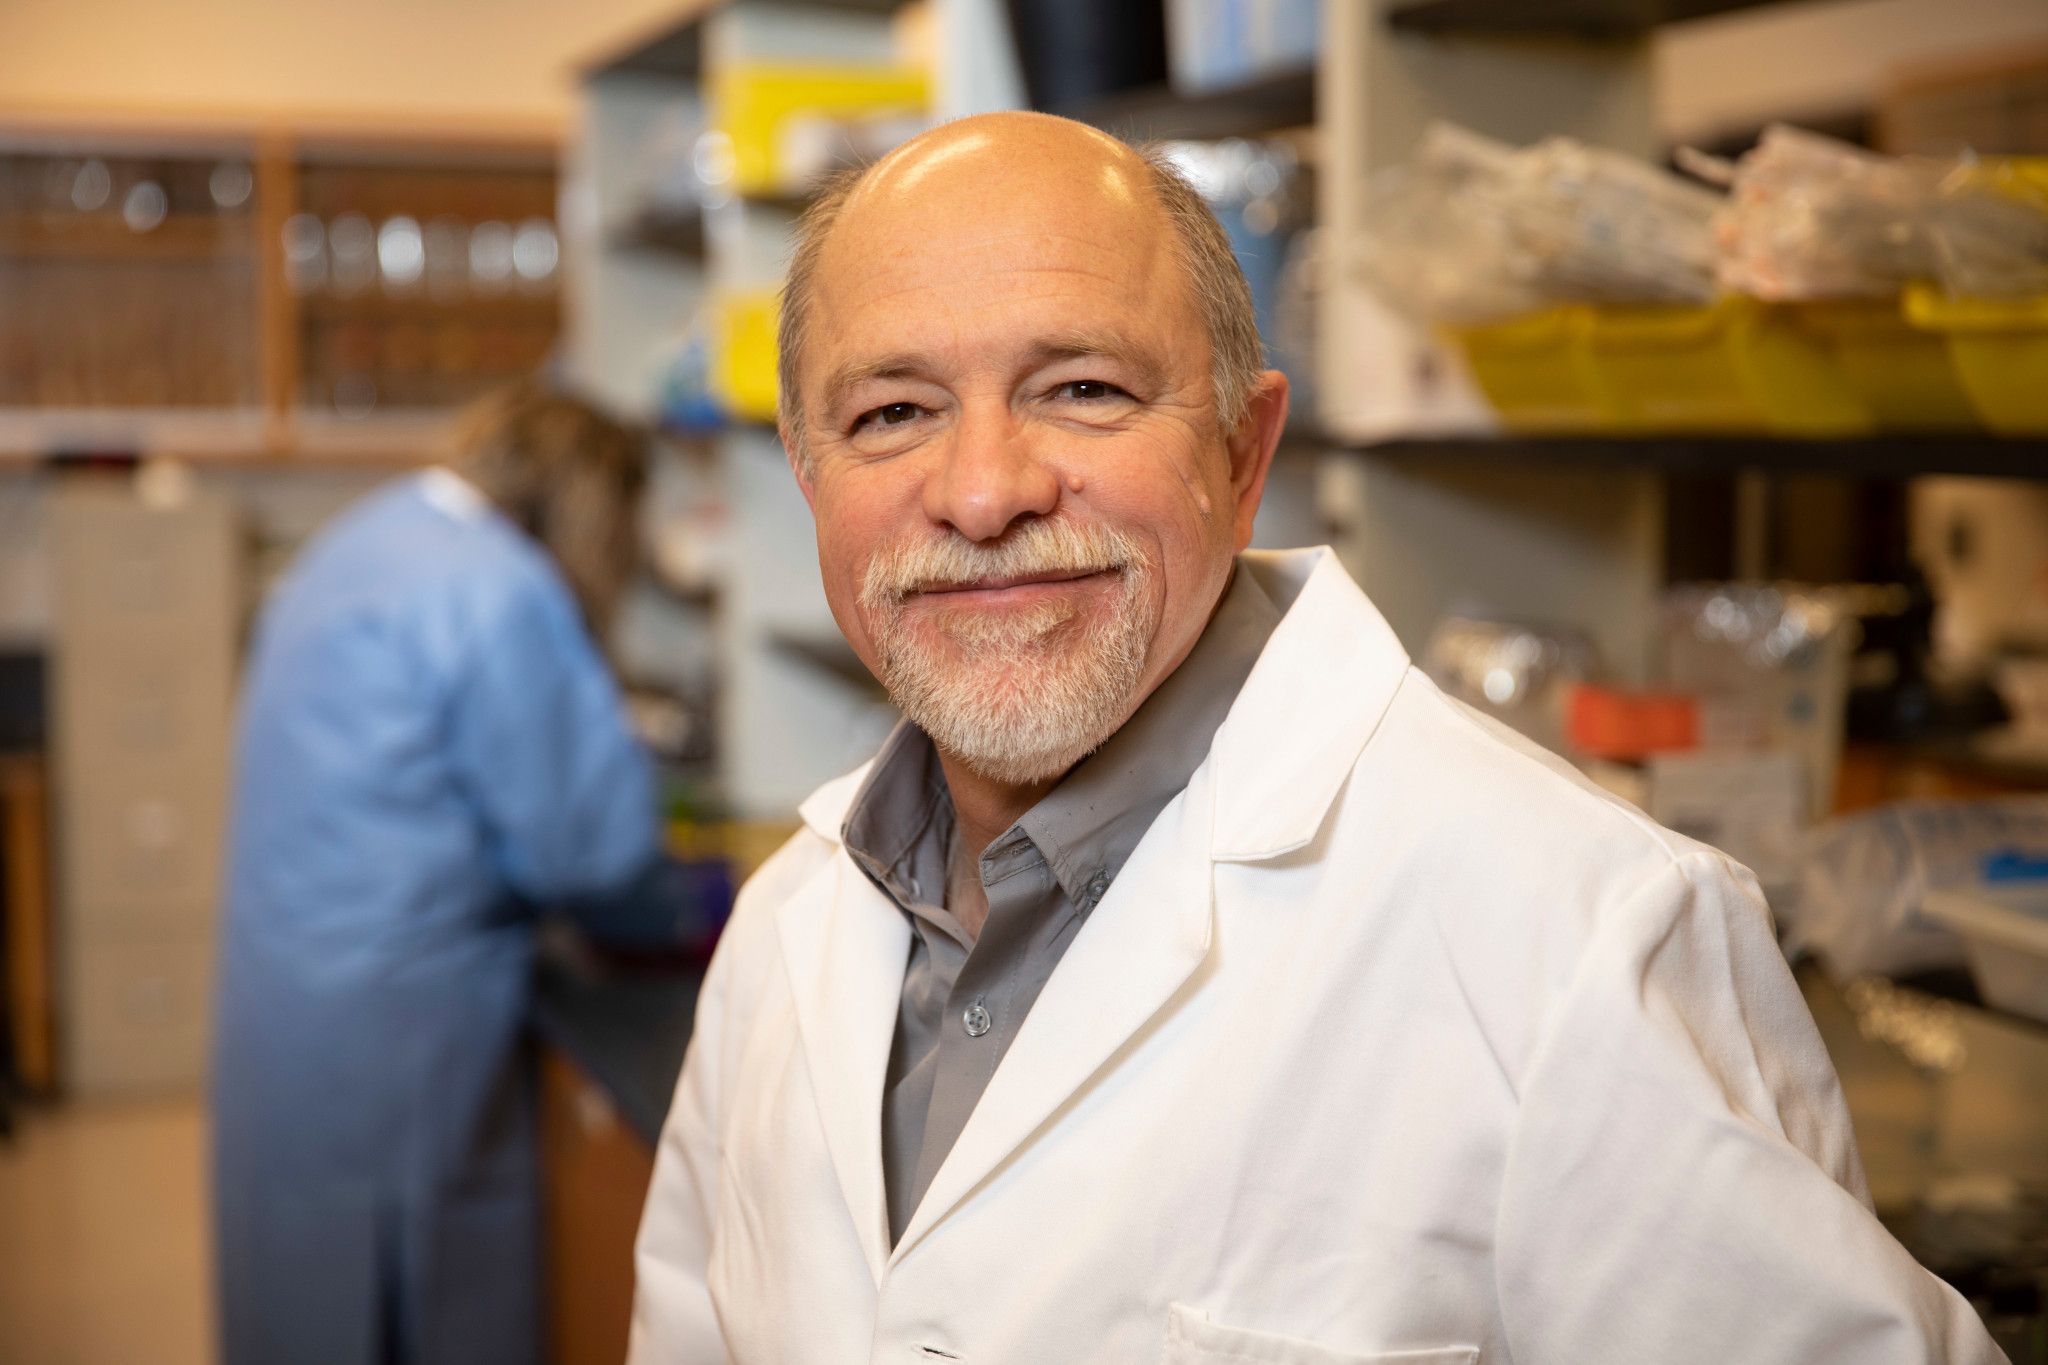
top-left (0, 0), bottom-right (695, 127)
top-left (1656, 0), bottom-right (2048, 143)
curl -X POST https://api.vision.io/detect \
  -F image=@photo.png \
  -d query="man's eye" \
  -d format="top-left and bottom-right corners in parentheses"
top-left (854, 401), bottom-right (925, 432)
top-left (1056, 380), bottom-right (1120, 402)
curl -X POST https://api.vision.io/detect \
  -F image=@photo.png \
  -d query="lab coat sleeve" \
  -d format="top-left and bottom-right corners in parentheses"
top-left (1494, 850), bottom-right (2004, 1365)
top-left (446, 571), bottom-right (660, 905)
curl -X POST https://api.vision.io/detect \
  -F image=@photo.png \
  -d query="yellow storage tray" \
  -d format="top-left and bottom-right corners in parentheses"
top-left (1580, 297), bottom-right (1873, 437)
top-left (710, 288), bottom-right (782, 424)
top-left (710, 62), bottom-right (930, 198)
top-left (1445, 307), bottom-right (1612, 433)
top-left (1906, 286), bottom-right (2048, 435)
top-left (1783, 298), bottom-right (1980, 432)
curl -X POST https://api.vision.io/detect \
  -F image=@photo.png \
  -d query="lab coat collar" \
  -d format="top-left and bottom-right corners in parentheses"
top-left (1206, 546), bottom-right (1410, 861)
top-left (415, 467), bottom-right (492, 525)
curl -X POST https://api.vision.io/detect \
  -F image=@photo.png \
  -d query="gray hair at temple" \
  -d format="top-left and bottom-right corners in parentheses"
top-left (776, 138), bottom-right (1265, 477)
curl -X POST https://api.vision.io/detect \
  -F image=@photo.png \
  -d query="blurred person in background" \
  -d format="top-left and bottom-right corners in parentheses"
top-left (211, 384), bottom-right (721, 1365)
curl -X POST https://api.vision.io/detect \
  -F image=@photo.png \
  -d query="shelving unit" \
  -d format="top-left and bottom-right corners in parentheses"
top-left (1383, 0), bottom-right (1783, 39)
top-left (1058, 66), bottom-right (1314, 141)
top-left (569, 0), bottom-right (912, 819)
top-left (1358, 436), bottom-right (2048, 483)
top-left (0, 115), bottom-right (564, 463)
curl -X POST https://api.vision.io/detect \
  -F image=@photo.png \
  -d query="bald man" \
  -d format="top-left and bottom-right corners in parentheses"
top-left (628, 115), bottom-right (2002, 1365)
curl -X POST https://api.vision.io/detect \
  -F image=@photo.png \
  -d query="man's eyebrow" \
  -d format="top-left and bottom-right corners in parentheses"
top-left (821, 354), bottom-right (938, 412)
top-left (1022, 330), bottom-right (1163, 385)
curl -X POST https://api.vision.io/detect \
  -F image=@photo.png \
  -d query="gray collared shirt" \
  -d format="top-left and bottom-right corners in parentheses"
top-left (842, 564), bottom-right (1284, 1243)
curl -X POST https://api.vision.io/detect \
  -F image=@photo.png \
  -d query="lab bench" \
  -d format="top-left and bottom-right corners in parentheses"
top-left (531, 941), bottom-right (703, 1365)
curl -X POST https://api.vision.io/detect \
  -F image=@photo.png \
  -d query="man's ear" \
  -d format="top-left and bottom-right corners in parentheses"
top-left (1226, 369), bottom-right (1290, 552)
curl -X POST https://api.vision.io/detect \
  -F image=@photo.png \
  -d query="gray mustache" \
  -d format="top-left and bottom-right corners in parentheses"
top-left (860, 521), bottom-right (1147, 608)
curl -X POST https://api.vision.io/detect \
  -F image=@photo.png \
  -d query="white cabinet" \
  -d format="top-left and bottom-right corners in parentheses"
top-left (50, 484), bottom-right (238, 1096)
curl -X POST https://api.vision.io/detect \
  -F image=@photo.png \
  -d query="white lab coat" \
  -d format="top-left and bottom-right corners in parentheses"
top-left (630, 548), bottom-right (2003, 1365)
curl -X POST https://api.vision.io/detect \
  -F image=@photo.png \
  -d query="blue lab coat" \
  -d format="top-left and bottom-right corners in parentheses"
top-left (212, 473), bottom-right (671, 1365)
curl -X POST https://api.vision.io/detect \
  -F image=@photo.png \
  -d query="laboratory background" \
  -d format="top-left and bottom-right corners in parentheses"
top-left (2, 0), bottom-right (2048, 1361)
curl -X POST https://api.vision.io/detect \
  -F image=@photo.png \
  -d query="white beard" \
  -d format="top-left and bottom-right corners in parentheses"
top-left (860, 520), bottom-right (1153, 785)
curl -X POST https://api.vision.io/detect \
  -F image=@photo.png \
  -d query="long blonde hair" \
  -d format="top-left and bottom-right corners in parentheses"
top-left (451, 383), bottom-right (648, 640)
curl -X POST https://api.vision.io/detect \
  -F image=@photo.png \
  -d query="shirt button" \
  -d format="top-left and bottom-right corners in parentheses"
top-left (1081, 872), bottom-right (1111, 909)
top-left (962, 1002), bottom-right (992, 1037)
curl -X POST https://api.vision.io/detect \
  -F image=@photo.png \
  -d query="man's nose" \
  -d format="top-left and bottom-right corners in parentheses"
top-left (921, 404), bottom-right (1061, 543)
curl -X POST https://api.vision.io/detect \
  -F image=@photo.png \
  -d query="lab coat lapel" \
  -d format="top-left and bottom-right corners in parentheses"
top-left (888, 548), bottom-right (1410, 1260)
top-left (774, 847), bottom-right (909, 1286)
top-left (889, 742), bottom-right (1221, 1263)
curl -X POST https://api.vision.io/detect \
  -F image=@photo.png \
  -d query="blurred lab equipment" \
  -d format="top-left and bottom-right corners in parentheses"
top-left (1791, 796), bottom-right (2048, 980)
top-left (210, 385), bottom-right (727, 1365)
top-left (1926, 881), bottom-right (2048, 1024)
top-left (1421, 615), bottom-right (1597, 757)
top-left (1166, 0), bottom-right (1318, 94)
top-left (1356, 122), bottom-right (1722, 328)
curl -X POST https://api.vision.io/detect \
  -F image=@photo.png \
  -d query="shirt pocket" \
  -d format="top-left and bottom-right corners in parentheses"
top-left (1163, 1303), bottom-right (1479, 1365)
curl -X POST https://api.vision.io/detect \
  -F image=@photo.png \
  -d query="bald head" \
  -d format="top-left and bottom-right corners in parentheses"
top-left (777, 113), bottom-right (1261, 470)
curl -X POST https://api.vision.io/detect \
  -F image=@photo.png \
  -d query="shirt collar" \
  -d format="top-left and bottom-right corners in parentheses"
top-left (1018, 563), bottom-right (1281, 904)
top-left (841, 560), bottom-right (1283, 910)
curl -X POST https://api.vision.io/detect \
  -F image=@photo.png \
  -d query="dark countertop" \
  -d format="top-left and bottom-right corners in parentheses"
top-left (531, 938), bottom-right (705, 1146)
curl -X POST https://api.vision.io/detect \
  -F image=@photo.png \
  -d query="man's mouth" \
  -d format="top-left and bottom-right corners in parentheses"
top-left (912, 567), bottom-right (1117, 597)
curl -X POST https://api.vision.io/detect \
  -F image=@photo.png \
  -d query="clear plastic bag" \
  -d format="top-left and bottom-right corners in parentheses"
top-left (1702, 125), bottom-right (2048, 300)
top-left (1929, 159), bottom-right (2048, 298)
top-left (1790, 797), bottom-right (2048, 979)
top-left (1356, 122), bottom-right (1721, 325)
top-left (1702, 125), bottom-right (1949, 301)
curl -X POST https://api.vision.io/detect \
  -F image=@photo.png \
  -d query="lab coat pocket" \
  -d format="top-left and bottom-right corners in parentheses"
top-left (1163, 1303), bottom-right (1478, 1365)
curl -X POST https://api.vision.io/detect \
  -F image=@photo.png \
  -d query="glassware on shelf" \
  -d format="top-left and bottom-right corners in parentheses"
top-left (328, 212), bottom-right (377, 295)
top-left (511, 218), bottom-right (559, 292)
top-left (377, 215), bottom-right (425, 293)
top-left (468, 220), bottom-right (514, 295)
top-left (122, 180), bottom-right (168, 233)
top-left (423, 216), bottom-right (467, 300)
top-left (209, 161), bottom-right (253, 211)
top-left (283, 212), bottom-right (327, 294)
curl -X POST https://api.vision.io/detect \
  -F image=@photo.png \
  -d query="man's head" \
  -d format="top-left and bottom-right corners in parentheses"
top-left (779, 112), bottom-right (1290, 785)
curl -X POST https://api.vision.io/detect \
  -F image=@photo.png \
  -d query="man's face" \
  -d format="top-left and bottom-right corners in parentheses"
top-left (791, 119), bottom-right (1281, 784)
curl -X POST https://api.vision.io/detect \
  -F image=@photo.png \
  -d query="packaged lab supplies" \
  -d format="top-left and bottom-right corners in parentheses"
top-left (1702, 126), bottom-right (1950, 302)
top-left (1924, 883), bottom-right (2048, 1023)
top-left (1791, 796), bottom-right (2048, 980)
top-left (1356, 123), bottom-right (1721, 328)
top-left (1662, 583), bottom-right (1858, 820)
top-left (1421, 617), bottom-right (1598, 758)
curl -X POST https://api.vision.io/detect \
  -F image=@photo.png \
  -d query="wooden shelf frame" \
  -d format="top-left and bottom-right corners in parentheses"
top-left (0, 112), bottom-right (567, 464)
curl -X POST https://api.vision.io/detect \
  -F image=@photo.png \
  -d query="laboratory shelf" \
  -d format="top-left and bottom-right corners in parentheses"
top-left (1056, 67), bottom-right (1315, 143)
top-left (609, 207), bottom-right (707, 260)
top-left (1353, 435), bottom-right (2048, 482)
top-left (1384, 0), bottom-right (1786, 40)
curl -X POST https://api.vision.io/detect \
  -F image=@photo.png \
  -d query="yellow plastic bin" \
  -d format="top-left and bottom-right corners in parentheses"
top-left (1580, 297), bottom-right (1872, 437)
top-left (1905, 286), bottom-right (2048, 435)
top-left (710, 63), bottom-right (930, 198)
top-left (710, 289), bottom-right (782, 424)
top-left (1444, 308), bottom-right (1612, 433)
top-left (1784, 298), bottom-right (1980, 432)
